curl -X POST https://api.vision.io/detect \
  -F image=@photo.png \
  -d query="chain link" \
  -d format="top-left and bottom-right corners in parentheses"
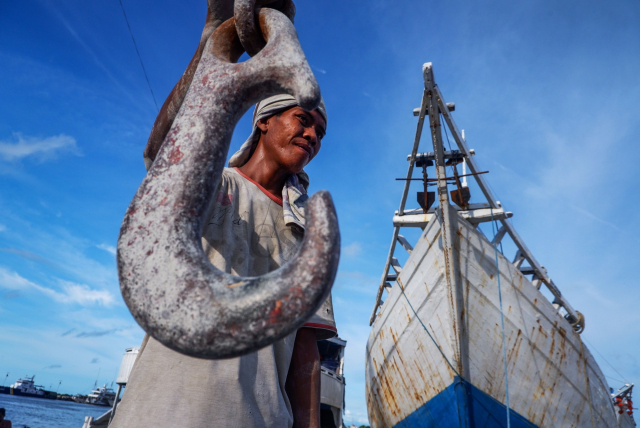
top-left (234, 0), bottom-right (295, 56)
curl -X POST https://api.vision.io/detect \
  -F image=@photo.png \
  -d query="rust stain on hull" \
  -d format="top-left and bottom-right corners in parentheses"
top-left (366, 214), bottom-right (620, 428)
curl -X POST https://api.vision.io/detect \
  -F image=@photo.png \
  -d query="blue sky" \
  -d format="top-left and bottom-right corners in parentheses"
top-left (1, 0), bottom-right (640, 424)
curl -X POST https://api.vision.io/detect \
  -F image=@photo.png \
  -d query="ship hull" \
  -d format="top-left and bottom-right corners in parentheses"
top-left (0, 385), bottom-right (56, 399)
top-left (86, 399), bottom-right (112, 407)
top-left (366, 209), bottom-right (625, 428)
top-left (395, 376), bottom-right (537, 428)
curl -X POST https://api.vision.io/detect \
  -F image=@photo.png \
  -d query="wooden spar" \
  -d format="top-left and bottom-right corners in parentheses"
top-left (424, 63), bottom-right (469, 382)
top-left (491, 225), bottom-right (508, 246)
top-left (392, 207), bottom-right (512, 228)
top-left (396, 235), bottom-right (413, 254)
top-left (369, 88), bottom-right (430, 325)
top-left (434, 85), bottom-right (582, 328)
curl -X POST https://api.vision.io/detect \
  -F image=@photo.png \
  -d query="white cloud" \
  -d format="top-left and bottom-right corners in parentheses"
top-left (0, 268), bottom-right (34, 289)
top-left (97, 243), bottom-right (117, 256)
top-left (312, 65), bottom-right (327, 74)
top-left (0, 267), bottom-right (114, 307)
top-left (0, 212), bottom-right (119, 290)
top-left (58, 281), bottom-right (115, 306)
top-left (343, 408), bottom-right (370, 425)
top-left (0, 133), bottom-right (79, 162)
top-left (343, 242), bottom-right (362, 257)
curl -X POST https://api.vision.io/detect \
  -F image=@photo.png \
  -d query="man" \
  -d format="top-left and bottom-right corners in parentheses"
top-left (110, 94), bottom-right (336, 428)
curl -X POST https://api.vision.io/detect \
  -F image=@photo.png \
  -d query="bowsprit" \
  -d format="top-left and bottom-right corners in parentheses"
top-left (117, 3), bottom-right (340, 360)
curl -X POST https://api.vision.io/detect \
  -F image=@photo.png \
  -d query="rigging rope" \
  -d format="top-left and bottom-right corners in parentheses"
top-left (491, 209), bottom-right (512, 428)
top-left (441, 114), bottom-right (457, 178)
top-left (583, 336), bottom-right (630, 384)
top-left (117, 0), bottom-right (159, 111)
top-left (397, 279), bottom-right (461, 378)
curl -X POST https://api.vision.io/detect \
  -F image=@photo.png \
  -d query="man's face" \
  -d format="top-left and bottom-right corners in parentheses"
top-left (256, 106), bottom-right (326, 174)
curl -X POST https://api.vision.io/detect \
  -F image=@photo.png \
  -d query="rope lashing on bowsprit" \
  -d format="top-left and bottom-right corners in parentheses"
top-left (490, 208), bottom-right (512, 428)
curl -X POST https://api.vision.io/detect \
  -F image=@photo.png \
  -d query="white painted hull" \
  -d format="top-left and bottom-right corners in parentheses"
top-left (366, 208), bottom-right (629, 428)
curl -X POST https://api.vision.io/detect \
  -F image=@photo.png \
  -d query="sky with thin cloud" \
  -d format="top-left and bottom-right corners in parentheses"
top-left (1, 0), bottom-right (640, 425)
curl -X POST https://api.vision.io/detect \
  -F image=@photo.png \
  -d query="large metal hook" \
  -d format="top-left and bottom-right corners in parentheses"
top-left (143, 0), bottom-right (294, 168)
top-left (118, 9), bottom-right (340, 360)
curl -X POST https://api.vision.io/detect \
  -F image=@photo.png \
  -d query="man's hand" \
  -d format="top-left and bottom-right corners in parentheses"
top-left (286, 327), bottom-right (321, 428)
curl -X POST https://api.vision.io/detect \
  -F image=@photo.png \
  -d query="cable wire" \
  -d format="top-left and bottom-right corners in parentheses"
top-left (117, 0), bottom-right (159, 111)
top-left (605, 375), bottom-right (627, 385)
top-left (583, 336), bottom-right (629, 384)
top-left (397, 280), bottom-right (461, 378)
top-left (491, 208), bottom-right (511, 428)
top-left (441, 114), bottom-right (457, 178)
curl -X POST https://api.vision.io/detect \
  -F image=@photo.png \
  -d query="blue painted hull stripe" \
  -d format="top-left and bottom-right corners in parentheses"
top-left (393, 377), bottom-right (539, 428)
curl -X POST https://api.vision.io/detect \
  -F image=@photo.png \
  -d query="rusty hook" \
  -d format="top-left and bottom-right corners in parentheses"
top-left (117, 8), bottom-right (340, 360)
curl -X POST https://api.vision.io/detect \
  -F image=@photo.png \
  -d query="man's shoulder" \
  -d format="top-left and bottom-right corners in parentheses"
top-left (221, 167), bottom-right (282, 207)
top-left (219, 167), bottom-right (249, 197)
top-left (221, 166), bottom-right (240, 182)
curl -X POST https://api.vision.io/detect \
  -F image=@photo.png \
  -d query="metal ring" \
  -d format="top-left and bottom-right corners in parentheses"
top-left (234, 0), bottom-right (295, 56)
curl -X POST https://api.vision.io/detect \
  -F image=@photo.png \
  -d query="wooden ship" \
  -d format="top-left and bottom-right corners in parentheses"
top-left (365, 63), bottom-right (635, 428)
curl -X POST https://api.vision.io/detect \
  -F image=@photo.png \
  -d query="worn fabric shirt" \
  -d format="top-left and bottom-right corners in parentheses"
top-left (111, 167), bottom-right (336, 428)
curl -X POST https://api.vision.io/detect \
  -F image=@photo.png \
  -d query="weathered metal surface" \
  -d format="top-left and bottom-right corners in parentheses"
top-left (234, 0), bottom-right (295, 57)
top-left (143, 0), bottom-right (296, 168)
top-left (366, 212), bottom-right (618, 427)
top-left (143, 1), bottom-right (235, 169)
top-left (118, 9), bottom-right (340, 360)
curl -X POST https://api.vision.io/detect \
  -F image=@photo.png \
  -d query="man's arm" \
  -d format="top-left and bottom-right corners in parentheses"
top-left (286, 327), bottom-right (321, 428)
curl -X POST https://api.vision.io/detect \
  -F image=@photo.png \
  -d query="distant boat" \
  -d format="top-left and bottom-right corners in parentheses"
top-left (319, 336), bottom-right (347, 428)
top-left (85, 384), bottom-right (116, 407)
top-left (365, 63), bottom-right (636, 428)
top-left (0, 376), bottom-right (56, 399)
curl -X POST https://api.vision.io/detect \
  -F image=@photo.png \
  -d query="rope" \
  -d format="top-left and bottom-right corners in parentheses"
top-left (393, 279), bottom-right (459, 428)
top-left (117, 0), bottom-right (159, 111)
top-left (583, 336), bottom-right (629, 383)
top-left (441, 114), bottom-right (457, 178)
top-left (397, 280), bottom-right (461, 378)
top-left (605, 375), bottom-right (627, 385)
top-left (491, 209), bottom-right (511, 428)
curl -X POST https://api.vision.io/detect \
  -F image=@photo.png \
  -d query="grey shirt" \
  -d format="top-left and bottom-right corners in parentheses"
top-left (111, 168), bottom-right (336, 428)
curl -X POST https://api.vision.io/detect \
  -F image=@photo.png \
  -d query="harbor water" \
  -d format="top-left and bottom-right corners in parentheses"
top-left (0, 394), bottom-right (104, 428)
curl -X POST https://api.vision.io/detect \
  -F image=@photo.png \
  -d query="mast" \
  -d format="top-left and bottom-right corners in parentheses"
top-left (370, 62), bottom-right (583, 335)
top-left (423, 63), bottom-right (469, 380)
